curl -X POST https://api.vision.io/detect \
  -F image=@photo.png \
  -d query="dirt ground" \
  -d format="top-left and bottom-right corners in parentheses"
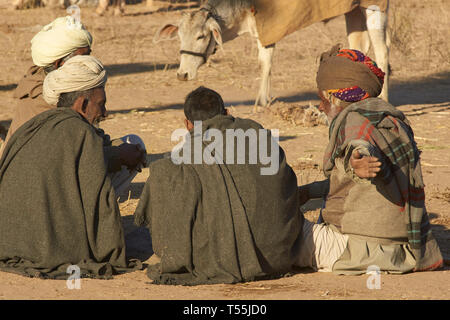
top-left (0, 0), bottom-right (449, 300)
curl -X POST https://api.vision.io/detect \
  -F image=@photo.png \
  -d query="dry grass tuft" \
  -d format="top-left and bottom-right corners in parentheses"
top-left (389, 6), bottom-right (414, 57)
top-left (269, 101), bottom-right (328, 127)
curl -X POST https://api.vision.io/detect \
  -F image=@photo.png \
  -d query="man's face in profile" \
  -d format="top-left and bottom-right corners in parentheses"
top-left (318, 90), bottom-right (342, 123)
top-left (83, 87), bottom-right (107, 126)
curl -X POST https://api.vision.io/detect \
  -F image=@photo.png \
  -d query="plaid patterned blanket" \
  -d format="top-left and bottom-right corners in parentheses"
top-left (323, 98), bottom-right (443, 271)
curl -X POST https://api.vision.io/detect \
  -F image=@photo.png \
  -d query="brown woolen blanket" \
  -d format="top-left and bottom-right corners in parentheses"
top-left (253, 0), bottom-right (388, 47)
top-left (0, 108), bottom-right (141, 279)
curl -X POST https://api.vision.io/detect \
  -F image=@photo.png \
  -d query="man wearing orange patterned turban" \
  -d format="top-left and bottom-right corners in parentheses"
top-left (295, 45), bottom-right (443, 275)
top-left (316, 44), bottom-right (385, 103)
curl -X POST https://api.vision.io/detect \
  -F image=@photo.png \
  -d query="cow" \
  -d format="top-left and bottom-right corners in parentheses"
top-left (154, 0), bottom-right (390, 110)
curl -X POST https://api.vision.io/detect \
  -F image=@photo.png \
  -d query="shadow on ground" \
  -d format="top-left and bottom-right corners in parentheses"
top-left (0, 84), bottom-right (17, 91)
top-left (402, 103), bottom-right (450, 117)
top-left (429, 212), bottom-right (450, 263)
top-left (125, 2), bottom-right (201, 17)
top-left (2, 69), bottom-right (448, 109)
top-left (105, 62), bottom-right (179, 77)
top-left (390, 71), bottom-right (450, 106)
top-left (122, 215), bottom-right (153, 261)
top-left (107, 103), bottom-right (183, 115)
top-left (0, 120), bottom-right (11, 131)
top-left (106, 92), bottom-right (318, 115)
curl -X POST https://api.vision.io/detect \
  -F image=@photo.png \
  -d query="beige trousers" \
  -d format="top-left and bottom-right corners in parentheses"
top-left (296, 219), bottom-right (349, 272)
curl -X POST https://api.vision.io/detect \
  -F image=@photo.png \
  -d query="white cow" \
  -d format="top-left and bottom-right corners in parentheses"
top-left (154, 0), bottom-right (390, 109)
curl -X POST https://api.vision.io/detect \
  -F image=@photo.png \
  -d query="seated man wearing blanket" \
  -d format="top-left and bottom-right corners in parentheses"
top-left (0, 56), bottom-right (144, 279)
top-left (1, 16), bottom-right (92, 157)
top-left (134, 86), bottom-right (302, 285)
top-left (296, 45), bottom-right (443, 274)
top-left (1, 16), bottom-right (144, 196)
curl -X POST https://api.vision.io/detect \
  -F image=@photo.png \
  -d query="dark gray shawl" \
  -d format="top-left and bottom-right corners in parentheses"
top-left (135, 115), bottom-right (302, 285)
top-left (0, 108), bottom-right (141, 279)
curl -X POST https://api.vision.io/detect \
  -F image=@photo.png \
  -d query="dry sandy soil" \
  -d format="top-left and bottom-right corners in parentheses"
top-left (0, 0), bottom-right (449, 300)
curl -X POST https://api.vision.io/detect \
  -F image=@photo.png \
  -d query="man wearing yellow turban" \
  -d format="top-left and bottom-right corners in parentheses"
top-left (0, 55), bottom-right (143, 279)
top-left (0, 16), bottom-right (92, 157)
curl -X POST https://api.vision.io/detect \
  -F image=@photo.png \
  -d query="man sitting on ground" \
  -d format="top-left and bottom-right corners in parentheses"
top-left (1, 16), bottom-right (146, 195)
top-left (0, 55), bottom-right (143, 279)
top-left (1, 16), bottom-right (92, 156)
top-left (134, 86), bottom-right (302, 285)
top-left (296, 45), bottom-right (443, 274)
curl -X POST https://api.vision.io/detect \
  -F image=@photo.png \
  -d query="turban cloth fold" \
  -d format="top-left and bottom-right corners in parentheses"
top-left (31, 16), bottom-right (93, 67)
top-left (43, 55), bottom-right (107, 106)
top-left (316, 44), bottom-right (385, 103)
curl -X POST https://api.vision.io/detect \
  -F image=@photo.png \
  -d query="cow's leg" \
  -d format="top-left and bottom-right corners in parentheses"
top-left (44, 0), bottom-right (61, 8)
top-left (365, 7), bottom-right (389, 102)
top-left (254, 41), bottom-right (275, 111)
top-left (11, 0), bottom-right (24, 9)
top-left (345, 7), bottom-right (370, 54)
top-left (114, 0), bottom-right (125, 16)
top-left (96, 0), bottom-right (109, 15)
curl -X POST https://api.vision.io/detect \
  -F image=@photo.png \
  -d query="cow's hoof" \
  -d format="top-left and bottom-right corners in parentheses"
top-left (114, 8), bottom-right (125, 16)
top-left (96, 7), bottom-right (106, 16)
top-left (255, 95), bottom-right (274, 109)
top-left (252, 106), bottom-right (264, 114)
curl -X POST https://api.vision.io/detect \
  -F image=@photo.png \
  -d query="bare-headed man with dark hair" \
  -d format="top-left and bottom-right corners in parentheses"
top-left (134, 86), bottom-right (303, 286)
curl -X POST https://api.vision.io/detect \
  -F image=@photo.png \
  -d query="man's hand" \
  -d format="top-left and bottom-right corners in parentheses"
top-left (118, 143), bottom-right (146, 172)
top-left (350, 150), bottom-right (382, 179)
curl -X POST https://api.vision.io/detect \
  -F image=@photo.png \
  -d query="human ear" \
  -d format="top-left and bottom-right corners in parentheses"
top-left (184, 119), bottom-right (194, 131)
top-left (82, 97), bottom-right (89, 113)
top-left (54, 58), bottom-right (64, 69)
top-left (71, 96), bottom-right (88, 117)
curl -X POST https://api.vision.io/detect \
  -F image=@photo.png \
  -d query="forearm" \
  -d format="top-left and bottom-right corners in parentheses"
top-left (299, 179), bottom-right (330, 200)
top-left (104, 145), bottom-right (122, 173)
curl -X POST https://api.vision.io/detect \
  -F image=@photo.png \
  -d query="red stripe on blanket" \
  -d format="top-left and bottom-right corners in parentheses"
top-left (364, 123), bottom-right (375, 142)
top-left (413, 259), bottom-right (444, 272)
top-left (357, 119), bottom-right (370, 140)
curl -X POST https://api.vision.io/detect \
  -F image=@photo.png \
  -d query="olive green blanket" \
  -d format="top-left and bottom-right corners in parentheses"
top-left (134, 115), bottom-right (302, 285)
top-left (0, 108), bottom-right (140, 279)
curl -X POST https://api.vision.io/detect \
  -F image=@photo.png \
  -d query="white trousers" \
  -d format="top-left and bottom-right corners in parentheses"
top-left (296, 219), bottom-right (349, 272)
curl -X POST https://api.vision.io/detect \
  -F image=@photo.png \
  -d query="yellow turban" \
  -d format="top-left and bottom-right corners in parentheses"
top-left (43, 55), bottom-right (107, 106)
top-left (31, 16), bottom-right (93, 67)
